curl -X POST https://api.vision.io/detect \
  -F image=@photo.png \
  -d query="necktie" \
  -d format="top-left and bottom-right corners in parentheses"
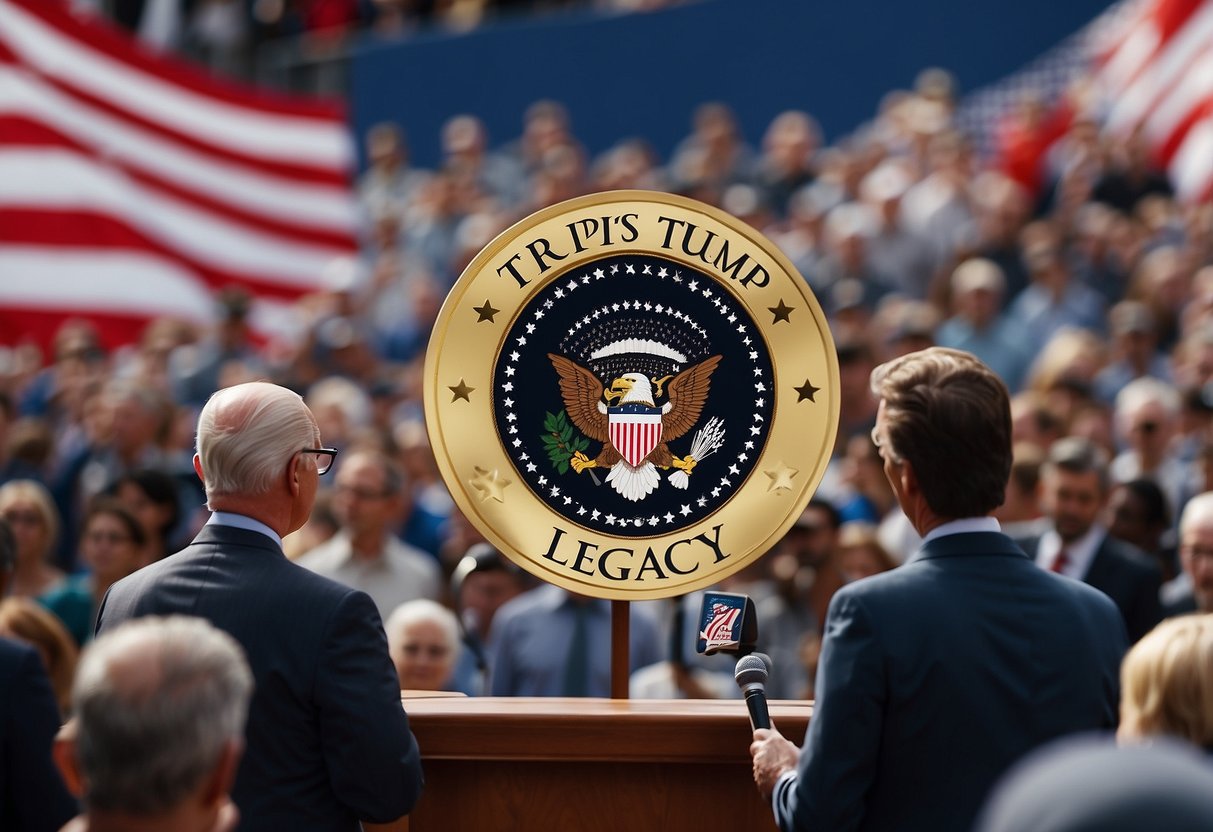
top-left (563, 602), bottom-right (590, 697)
top-left (1051, 549), bottom-right (1069, 574)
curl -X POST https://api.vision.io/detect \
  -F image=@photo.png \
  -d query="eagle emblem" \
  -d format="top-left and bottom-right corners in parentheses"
top-left (547, 353), bottom-right (723, 502)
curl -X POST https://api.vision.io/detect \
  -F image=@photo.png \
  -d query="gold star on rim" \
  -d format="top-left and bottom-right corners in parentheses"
top-left (795, 379), bottom-right (821, 402)
top-left (473, 300), bottom-right (500, 323)
top-left (469, 466), bottom-right (511, 503)
top-left (768, 299), bottom-right (794, 324)
top-left (764, 461), bottom-right (799, 493)
top-left (448, 379), bottom-right (474, 402)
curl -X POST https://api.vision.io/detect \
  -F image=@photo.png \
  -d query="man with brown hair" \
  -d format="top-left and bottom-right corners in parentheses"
top-left (750, 347), bottom-right (1126, 832)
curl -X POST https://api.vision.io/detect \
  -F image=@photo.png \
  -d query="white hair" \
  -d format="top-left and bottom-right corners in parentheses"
top-left (196, 382), bottom-right (316, 502)
top-left (386, 599), bottom-right (460, 657)
top-left (305, 376), bottom-right (371, 433)
top-left (1181, 492), bottom-right (1213, 536)
top-left (72, 616), bottom-right (252, 814)
top-left (1115, 377), bottom-right (1181, 433)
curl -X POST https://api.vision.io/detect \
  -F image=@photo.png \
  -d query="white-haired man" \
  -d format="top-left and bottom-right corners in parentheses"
top-left (1163, 491), bottom-right (1213, 616)
top-left (55, 616), bottom-right (253, 832)
top-left (96, 382), bottom-right (423, 832)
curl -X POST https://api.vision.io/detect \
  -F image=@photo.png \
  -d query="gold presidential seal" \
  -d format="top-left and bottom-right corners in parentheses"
top-left (424, 191), bottom-right (839, 600)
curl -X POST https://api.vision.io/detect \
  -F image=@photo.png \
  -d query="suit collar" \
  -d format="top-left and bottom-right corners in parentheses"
top-left (191, 524), bottom-right (284, 557)
top-left (909, 532), bottom-right (1029, 564)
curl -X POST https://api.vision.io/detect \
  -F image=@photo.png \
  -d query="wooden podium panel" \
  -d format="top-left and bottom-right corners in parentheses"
top-left (400, 695), bottom-right (812, 832)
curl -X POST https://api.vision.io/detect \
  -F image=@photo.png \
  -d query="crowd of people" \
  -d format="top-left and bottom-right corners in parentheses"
top-left (3, 60), bottom-right (1213, 829)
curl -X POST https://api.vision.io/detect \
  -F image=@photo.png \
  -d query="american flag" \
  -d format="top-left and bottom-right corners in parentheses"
top-left (1094, 0), bottom-right (1213, 202)
top-left (956, 0), bottom-right (1213, 203)
top-left (0, 0), bottom-right (358, 354)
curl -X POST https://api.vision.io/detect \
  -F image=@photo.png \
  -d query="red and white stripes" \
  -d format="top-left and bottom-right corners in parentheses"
top-left (0, 0), bottom-right (358, 352)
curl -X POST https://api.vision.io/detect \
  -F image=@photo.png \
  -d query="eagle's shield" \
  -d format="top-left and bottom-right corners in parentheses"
top-left (608, 403), bottom-right (663, 467)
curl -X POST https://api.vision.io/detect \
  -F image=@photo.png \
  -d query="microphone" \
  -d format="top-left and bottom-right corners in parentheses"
top-left (734, 652), bottom-right (772, 730)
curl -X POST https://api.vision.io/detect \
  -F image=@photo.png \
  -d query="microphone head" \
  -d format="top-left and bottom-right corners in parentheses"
top-left (734, 653), bottom-right (769, 687)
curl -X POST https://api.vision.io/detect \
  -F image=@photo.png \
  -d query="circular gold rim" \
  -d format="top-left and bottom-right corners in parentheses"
top-left (424, 190), bottom-right (840, 600)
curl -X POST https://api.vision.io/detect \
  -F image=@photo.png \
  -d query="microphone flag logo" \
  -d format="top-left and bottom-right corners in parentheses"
top-left (700, 601), bottom-right (743, 652)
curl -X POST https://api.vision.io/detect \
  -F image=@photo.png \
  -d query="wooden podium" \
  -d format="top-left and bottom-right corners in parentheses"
top-left (398, 695), bottom-right (812, 832)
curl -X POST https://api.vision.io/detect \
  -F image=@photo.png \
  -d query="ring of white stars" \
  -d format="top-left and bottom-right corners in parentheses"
top-left (497, 260), bottom-right (771, 533)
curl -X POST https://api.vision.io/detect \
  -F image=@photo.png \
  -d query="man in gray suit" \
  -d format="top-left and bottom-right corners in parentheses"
top-left (97, 382), bottom-right (423, 831)
top-left (750, 348), bottom-right (1126, 832)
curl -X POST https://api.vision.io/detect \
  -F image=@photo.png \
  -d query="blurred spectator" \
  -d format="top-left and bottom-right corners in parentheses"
top-left (835, 433), bottom-right (897, 524)
top-left (758, 500), bottom-right (845, 700)
top-left (1110, 377), bottom-right (1187, 521)
top-left (1006, 221), bottom-right (1106, 347)
top-left (357, 122), bottom-right (429, 224)
top-left (385, 598), bottom-right (460, 691)
top-left (995, 442), bottom-right (1047, 538)
top-left (975, 735), bottom-right (1213, 832)
top-left (754, 110), bottom-right (820, 218)
top-left (836, 521), bottom-right (898, 583)
top-left (1016, 436), bottom-right (1162, 642)
top-left (668, 102), bottom-right (756, 205)
top-left (1118, 613), bottom-right (1213, 749)
top-left (859, 161), bottom-right (937, 300)
top-left (440, 113), bottom-right (526, 211)
top-left (935, 258), bottom-right (1033, 392)
top-left (0, 479), bottom-right (65, 598)
top-left (40, 500), bottom-right (145, 647)
top-left (1106, 479), bottom-right (1176, 584)
top-left (1093, 300), bottom-right (1172, 403)
top-left (1163, 491), bottom-right (1213, 617)
top-left (0, 633), bottom-right (77, 832)
top-left (168, 287), bottom-right (263, 408)
top-left (110, 469), bottom-right (186, 567)
top-left (448, 542), bottom-right (527, 695)
top-left (0, 596), bottom-right (78, 716)
top-left (54, 616), bottom-right (253, 832)
top-left (297, 449), bottom-right (441, 620)
top-left (1092, 126), bottom-right (1174, 216)
top-left (488, 585), bottom-right (662, 697)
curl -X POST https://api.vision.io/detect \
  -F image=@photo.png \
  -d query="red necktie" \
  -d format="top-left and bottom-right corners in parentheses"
top-left (1051, 549), bottom-right (1069, 574)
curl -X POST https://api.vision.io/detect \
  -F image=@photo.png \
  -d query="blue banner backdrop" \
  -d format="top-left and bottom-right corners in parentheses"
top-left (350, 0), bottom-right (1113, 170)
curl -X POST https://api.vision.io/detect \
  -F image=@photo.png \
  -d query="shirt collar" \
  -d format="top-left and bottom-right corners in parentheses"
top-left (206, 511), bottom-right (283, 550)
top-left (921, 516), bottom-right (1001, 545)
top-left (1038, 524), bottom-right (1104, 579)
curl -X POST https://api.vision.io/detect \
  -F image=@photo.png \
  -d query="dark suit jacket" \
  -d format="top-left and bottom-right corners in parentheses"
top-left (96, 525), bottom-right (423, 832)
top-left (773, 532), bottom-right (1126, 832)
top-left (0, 638), bottom-right (77, 832)
top-left (1017, 532), bottom-right (1162, 643)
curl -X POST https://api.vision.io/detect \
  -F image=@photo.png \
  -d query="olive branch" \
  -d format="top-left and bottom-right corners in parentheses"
top-left (541, 410), bottom-right (599, 484)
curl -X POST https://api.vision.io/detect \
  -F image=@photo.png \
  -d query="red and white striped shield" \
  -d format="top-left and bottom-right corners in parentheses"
top-left (608, 404), bottom-right (663, 467)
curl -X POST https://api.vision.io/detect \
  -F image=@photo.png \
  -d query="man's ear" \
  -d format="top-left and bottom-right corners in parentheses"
top-left (287, 453), bottom-right (302, 498)
top-left (193, 453), bottom-right (205, 483)
top-left (200, 739), bottom-right (244, 808)
top-left (898, 457), bottom-right (921, 499)
top-left (53, 723), bottom-right (85, 798)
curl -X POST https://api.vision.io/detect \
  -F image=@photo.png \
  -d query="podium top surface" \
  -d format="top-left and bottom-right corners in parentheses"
top-left (399, 695), bottom-right (813, 763)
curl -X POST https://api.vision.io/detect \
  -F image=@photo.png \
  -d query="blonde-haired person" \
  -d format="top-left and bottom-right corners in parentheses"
top-left (1119, 614), bottom-right (1213, 751)
top-left (386, 599), bottom-right (460, 692)
top-left (0, 479), bottom-right (65, 598)
top-left (0, 596), bottom-right (78, 716)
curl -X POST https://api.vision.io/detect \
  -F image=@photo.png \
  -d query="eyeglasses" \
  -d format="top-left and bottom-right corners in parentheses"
top-left (301, 447), bottom-right (339, 475)
top-left (1, 510), bottom-right (44, 527)
top-left (334, 484), bottom-right (393, 501)
top-left (85, 530), bottom-right (132, 545)
top-left (402, 643), bottom-right (451, 659)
